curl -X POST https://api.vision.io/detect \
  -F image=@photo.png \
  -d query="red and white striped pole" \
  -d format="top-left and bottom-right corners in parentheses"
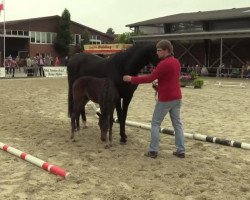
top-left (0, 142), bottom-right (69, 178)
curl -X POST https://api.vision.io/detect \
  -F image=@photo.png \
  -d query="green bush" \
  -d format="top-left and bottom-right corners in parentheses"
top-left (193, 78), bottom-right (204, 88)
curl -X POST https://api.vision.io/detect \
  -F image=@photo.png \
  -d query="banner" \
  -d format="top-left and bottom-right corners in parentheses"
top-left (0, 67), bottom-right (5, 77)
top-left (43, 66), bottom-right (67, 78)
top-left (84, 43), bottom-right (132, 54)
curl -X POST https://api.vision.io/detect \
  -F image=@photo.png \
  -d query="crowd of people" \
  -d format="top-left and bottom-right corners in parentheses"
top-left (2, 54), bottom-right (69, 77)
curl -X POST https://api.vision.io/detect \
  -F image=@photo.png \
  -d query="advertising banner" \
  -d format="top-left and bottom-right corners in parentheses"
top-left (84, 43), bottom-right (132, 54)
top-left (43, 67), bottom-right (67, 78)
top-left (0, 67), bottom-right (5, 78)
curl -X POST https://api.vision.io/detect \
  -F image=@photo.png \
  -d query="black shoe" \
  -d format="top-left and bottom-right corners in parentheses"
top-left (173, 151), bottom-right (185, 158)
top-left (144, 151), bottom-right (158, 158)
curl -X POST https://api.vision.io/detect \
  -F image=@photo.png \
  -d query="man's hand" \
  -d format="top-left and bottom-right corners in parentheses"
top-left (123, 75), bottom-right (132, 82)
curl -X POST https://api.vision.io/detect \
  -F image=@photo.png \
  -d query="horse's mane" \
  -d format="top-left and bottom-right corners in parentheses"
top-left (107, 43), bottom-right (158, 75)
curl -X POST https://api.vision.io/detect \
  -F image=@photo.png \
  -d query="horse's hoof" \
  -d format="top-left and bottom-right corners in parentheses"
top-left (104, 145), bottom-right (110, 149)
top-left (71, 138), bottom-right (76, 142)
top-left (82, 125), bottom-right (88, 129)
top-left (120, 141), bottom-right (127, 145)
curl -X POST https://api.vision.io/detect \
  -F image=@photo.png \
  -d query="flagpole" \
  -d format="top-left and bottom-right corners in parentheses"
top-left (3, 0), bottom-right (5, 68)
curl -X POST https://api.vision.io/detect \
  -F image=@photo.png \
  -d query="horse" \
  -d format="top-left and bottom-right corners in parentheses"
top-left (71, 76), bottom-right (119, 148)
top-left (67, 43), bottom-right (160, 144)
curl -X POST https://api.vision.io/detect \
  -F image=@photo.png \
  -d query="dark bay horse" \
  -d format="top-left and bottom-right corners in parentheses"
top-left (71, 76), bottom-right (119, 147)
top-left (67, 43), bottom-right (160, 144)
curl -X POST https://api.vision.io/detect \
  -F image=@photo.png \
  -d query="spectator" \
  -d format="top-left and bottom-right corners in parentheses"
top-left (54, 57), bottom-right (60, 66)
top-left (38, 55), bottom-right (45, 77)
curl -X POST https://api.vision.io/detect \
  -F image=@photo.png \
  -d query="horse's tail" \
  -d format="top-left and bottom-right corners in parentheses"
top-left (67, 63), bottom-right (76, 118)
top-left (67, 55), bottom-right (82, 118)
top-left (68, 81), bottom-right (73, 118)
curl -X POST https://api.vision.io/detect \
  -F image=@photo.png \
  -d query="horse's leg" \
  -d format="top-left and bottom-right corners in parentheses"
top-left (116, 99), bottom-right (127, 144)
top-left (119, 95), bottom-right (134, 144)
top-left (70, 112), bottom-right (77, 142)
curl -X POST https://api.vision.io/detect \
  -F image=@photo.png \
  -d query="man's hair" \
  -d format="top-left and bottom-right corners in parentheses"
top-left (156, 40), bottom-right (174, 55)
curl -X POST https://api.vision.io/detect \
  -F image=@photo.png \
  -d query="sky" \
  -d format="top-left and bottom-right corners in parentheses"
top-left (2, 0), bottom-right (250, 34)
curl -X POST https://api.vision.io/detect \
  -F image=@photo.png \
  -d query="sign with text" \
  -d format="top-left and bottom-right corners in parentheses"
top-left (84, 43), bottom-right (132, 54)
top-left (43, 66), bottom-right (67, 78)
top-left (0, 67), bottom-right (5, 77)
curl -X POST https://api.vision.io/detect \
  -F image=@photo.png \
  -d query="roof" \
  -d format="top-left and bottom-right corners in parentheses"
top-left (0, 15), bottom-right (114, 39)
top-left (132, 29), bottom-right (250, 42)
top-left (126, 7), bottom-right (250, 27)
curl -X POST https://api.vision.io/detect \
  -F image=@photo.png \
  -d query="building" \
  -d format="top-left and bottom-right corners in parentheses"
top-left (127, 7), bottom-right (250, 75)
top-left (0, 15), bottom-right (114, 62)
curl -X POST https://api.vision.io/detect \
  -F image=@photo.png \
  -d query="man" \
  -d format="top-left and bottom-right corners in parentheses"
top-left (123, 40), bottom-right (185, 159)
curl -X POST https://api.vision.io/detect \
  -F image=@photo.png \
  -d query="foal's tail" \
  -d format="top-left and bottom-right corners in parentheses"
top-left (100, 79), bottom-right (118, 116)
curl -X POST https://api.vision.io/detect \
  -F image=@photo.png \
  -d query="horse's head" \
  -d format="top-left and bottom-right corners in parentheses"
top-left (143, 43), bottom-right (161, 66)
top-left (124, 43), bottom-right (160, 75)
top-left (96, 112), bottom-right (109, 142)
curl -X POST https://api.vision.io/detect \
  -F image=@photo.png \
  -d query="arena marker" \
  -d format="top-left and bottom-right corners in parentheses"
top-left (0, 142), bottom-right (69, 178)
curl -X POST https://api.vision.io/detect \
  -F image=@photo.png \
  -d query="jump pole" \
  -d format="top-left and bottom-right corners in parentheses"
top-left (113, 118), bottom-right (250, 150)
top-left (0, 142), bottom-right (69, 178)
top-left (87, 102), bottom-right (250, 150)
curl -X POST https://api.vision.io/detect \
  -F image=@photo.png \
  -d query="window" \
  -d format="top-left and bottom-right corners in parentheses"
top-left (30, 31), bottom-right (56, 44)
top-left (52, 33), bottom-right (56, 43)
top-left (41, 32), bottom-right (46, 43)
top-left (6, 30), bottom-right (11, 35)
top-left (12, 30), bottom-right (17, 35)
top-left (36, 32), bottom-right (40, 43)
top-left (30, 32), bottom-right (35, 43)
top-left (90, 35), bottom-right (101, 44)
top-left (46, 32), bottom-right (51, 43)
top-left (18, 31), bottom-right (23, 36)
top-left (171, 22), bottom-right (203, 33)
top-left (24, 31), bottom-right (29, 36)
top-left (75, 34), bottom-right (81, 44)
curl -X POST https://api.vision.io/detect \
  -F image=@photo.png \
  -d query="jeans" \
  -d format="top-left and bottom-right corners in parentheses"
top-left (149, 99), bottom-right (185, 153)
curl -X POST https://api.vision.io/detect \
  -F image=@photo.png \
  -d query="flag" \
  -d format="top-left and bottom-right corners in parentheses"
top-left (0, 3), bottom-right (3, 12)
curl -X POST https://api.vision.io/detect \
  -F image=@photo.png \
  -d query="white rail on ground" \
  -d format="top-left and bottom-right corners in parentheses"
top-left (214, 81), bottom-right (247, 88)
top-left (86, 101), bottom-right (250, 150)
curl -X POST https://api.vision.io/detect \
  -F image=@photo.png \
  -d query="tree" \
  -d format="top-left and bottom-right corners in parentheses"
top-left (106, 28), bottom-right (115, 35)
top-left (54, 9), bottom-right (72, 57)
top-left (81, 29), bottom-right (90, 51)
top-left (115, 31), bottom-right (145, 44)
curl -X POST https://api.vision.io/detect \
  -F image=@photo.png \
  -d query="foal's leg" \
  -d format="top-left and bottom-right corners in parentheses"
top-left (81, 98), bottom-right (89, 128)
top-left (76, 112), bottom-right (80, 131)
top-left (108, 113), bottom-right (114, 147)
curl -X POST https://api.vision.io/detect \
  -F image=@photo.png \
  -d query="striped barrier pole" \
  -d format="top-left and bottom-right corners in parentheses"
top-left (113, 118), bottom-right (250, 150)
top-left (0, 142), bottom-right (69, 178)
top-left (87, 103), bottom-right (250, 150)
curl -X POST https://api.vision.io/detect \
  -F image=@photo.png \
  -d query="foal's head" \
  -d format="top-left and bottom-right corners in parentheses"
top-left (96, 112), bottom-right (110, 141)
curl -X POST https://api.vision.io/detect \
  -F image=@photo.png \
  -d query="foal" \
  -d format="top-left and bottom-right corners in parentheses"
top-left (71, 76), bottom-right (119, 147)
